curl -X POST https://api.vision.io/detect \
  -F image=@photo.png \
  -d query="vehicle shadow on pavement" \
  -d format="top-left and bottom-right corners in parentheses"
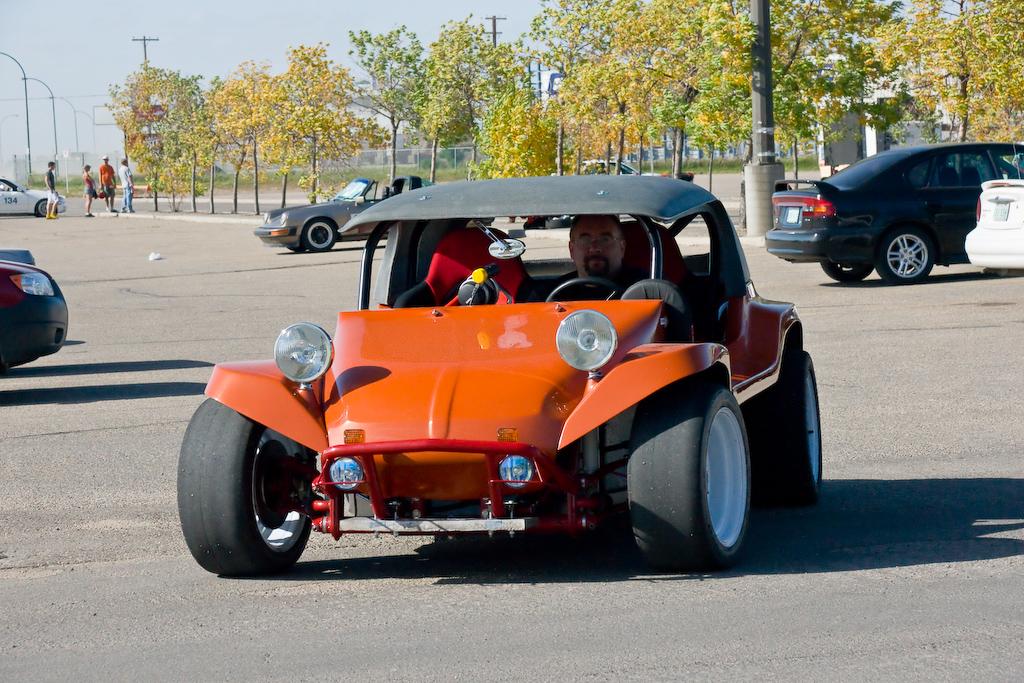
top-left (0, 381), bottom-right (206, 406)
top-left (822, 271), bottom-right (1008, 288)
top-left (6, 359), bottom-right (213, 378)
top-left (281, 478), bottom-right (1024, 584)
top-left (279, 246), bottom-right (365, 256)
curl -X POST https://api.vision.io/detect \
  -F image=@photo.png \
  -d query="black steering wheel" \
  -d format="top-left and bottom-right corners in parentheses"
top-left (545, 276), bottom-right (621, 302)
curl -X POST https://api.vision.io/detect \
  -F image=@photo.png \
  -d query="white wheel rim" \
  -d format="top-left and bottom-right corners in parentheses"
top-left (705, 407), bottom-right (748, 549)
top-left (805, 370), bottom-right (821, 484)
top-left (886, 234), bottom-right (928, 278)
top-left (307, 223), bottom-right (333, 249)
top-left (252, 431), bottom-right (306, 553)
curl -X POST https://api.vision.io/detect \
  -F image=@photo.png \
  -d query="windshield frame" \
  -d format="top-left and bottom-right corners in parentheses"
top-left (333, 179), bottom-right (372, 201)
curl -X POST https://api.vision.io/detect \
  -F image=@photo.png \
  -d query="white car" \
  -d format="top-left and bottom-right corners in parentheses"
top-left (966, 179), bottom-right (1024, 270)
top-left (0, 177), bottom-right (66, 217)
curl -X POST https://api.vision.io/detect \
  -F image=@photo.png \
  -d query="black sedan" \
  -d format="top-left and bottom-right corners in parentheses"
top-left (766, 143), bottom-right (1024, 284)
top-left (0, 260), bottom-right (68, 373)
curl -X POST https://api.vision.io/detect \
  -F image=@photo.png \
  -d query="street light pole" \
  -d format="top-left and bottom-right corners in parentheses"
top-left (25, 77), bottom-right (58, 162)
top-left (58, 97), bottom-right (80, 152)
top-left (743, 0), bottom-right (785, 237)
top-left (0, 51), bottom-right (32, 176)
top-left (1, 114), bottom-right (20, 174)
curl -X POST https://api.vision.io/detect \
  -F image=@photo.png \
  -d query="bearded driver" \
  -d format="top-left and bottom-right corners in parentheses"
top-left (567, 214), bottom-right (646, 287)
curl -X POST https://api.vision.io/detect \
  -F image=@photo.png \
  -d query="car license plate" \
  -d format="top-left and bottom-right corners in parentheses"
top-left (994, 204), bottom-right (1009, 221)
top-left (783, 206), bottom-right (801, 225)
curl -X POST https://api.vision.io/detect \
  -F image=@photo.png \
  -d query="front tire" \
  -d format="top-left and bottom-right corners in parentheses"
top-left (177, 399), bottom-right (314, 576)
top-left (875, 227), bottom-right (935, 284)
top-left (628, 382), bottom-right (751, 571)
top-left (34, 199), bottom-right (47, 217)
top-left (821, 261), bottom-right (873, 283)
top-left (301, 219), bottom-right (337, 252)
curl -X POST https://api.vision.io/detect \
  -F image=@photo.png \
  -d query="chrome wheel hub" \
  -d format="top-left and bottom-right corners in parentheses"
top-left (705, 407), bottom-right (748, 549)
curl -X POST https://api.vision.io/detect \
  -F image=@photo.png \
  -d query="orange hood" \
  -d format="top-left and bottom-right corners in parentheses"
top-left (322, 301), bottom-right (662, 453)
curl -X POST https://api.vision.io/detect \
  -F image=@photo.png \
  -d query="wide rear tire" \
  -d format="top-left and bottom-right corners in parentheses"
top-left (628, 382), bottom-right (751, 571)
top-left (177, 399), bottom-right (313, 576)
top-left (744, 348), bottom-right (823, 506)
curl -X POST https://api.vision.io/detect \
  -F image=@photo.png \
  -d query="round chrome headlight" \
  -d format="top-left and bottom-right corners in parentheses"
top-left (556, 310), bottom-right (618, 371)
top-left (328, 457), bottom-right (364, 490)
top-left (499, 455), bottom-right (535, 489)
top-left (274, 322), bottom-right (333, 384)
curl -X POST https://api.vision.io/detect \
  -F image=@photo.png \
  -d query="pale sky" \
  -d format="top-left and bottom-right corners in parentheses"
top-left (0, 0), bottom-right (544, 164)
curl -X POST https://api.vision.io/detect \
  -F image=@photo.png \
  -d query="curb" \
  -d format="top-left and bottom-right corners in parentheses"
top-left (95, 211), bottom-right (258, 226)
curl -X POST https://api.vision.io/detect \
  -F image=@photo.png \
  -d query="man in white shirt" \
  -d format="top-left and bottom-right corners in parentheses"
top-left (118, 159), bottom-right (135, 213)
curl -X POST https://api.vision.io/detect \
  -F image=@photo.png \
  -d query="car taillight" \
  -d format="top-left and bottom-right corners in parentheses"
top-left (976, 197), bottom-right (981, 222)
top-left (772, 195), bottom-right (836, 218)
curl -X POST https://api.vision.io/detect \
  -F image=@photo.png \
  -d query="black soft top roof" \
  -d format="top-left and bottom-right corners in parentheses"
top-left (343, 175), bottom-right (717, 231)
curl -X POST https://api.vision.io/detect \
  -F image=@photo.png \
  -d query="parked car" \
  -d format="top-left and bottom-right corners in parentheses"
top-left (0, 248), bottom-right (34, 265)
top-left (0, 177), bottom-right (66, 217)
top-left (178, 175), bottom-right (822, 576)
top-left (966, 179), bottom-right (1024, 270)
top-left (766, 143), bottom-right (1024, 284)
top-left (254, 176), bottom-right (425, 253)
top-left (0, 259), bottom-right (68, 373)
top-left (581, 159), bottom-right (694, 181)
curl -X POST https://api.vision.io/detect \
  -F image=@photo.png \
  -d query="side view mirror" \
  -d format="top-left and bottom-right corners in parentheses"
top-left (354, 195), bottom-right (366, 205)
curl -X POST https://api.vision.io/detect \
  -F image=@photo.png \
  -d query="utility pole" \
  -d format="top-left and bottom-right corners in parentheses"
top-left (742, 0), bottom-right (784, 237)
top-left (132, 36), bottom-right (159, 63)
top-left (24, 77), bottom-right (58, 162)
top-left (484, 16), bottom-right (506, 47)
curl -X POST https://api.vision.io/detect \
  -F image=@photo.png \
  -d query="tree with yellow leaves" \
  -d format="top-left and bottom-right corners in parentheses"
top-left (476, 83), bottom-right (557, 178)
top-left (273, 44), bottom-right (376, 202)
top-left (349, 27), bottom-right (423, 183)
top-left (888, 0), bottom-right (1024, 142)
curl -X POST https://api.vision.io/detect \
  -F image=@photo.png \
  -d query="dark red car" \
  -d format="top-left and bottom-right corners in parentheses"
top-left (0, 260), bottom-right (68, 373)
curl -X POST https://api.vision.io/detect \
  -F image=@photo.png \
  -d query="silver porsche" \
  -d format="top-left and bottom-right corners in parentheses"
top-left (254, 176), bottom-right (425, 253)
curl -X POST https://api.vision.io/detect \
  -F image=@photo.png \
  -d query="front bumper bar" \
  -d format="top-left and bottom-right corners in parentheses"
top-left (310, 438), bottom-right (617, 539)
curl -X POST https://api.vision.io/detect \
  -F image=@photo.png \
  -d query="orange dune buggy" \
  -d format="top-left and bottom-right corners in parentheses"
top-left (177, 176), bottom-right (822, 576)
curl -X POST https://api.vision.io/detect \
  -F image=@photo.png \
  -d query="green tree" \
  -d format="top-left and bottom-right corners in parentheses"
top-left (416, 43), bottom-right (473, 182)
top-left (349, 27), bottom-right (424, 183)
top-left (770, 0), bottom-right (902, 168)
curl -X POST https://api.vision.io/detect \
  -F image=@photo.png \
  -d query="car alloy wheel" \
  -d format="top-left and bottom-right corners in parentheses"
top-left (885, 234), bottom-right (928, 279)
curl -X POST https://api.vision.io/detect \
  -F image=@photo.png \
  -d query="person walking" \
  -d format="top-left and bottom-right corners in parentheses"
top-left (98, 155), bottom-right (116, 212)
top-left (118, 158), bottom-right (134, 213)
top-left (82, 164), bottom-right (97, 217)
top-left (44, 161), bottom-right (60, 220)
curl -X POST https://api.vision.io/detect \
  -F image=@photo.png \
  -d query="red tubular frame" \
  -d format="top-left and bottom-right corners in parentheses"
top-left (309, 439), bottom-right (620, 539)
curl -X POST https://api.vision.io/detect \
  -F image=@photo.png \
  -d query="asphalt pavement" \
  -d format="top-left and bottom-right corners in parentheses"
top-left (0, 211), bottom-right (1021, 680)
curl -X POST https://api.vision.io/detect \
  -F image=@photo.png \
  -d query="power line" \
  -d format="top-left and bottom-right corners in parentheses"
top-left (484, 16), bottom-right (506, 48)
top-left (132, 35), bottom-right (160, 63)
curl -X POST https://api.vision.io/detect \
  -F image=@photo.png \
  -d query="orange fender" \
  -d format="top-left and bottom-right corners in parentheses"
top-left (557, 343), bottom-right (729, 450)
top-left (205, 360), bottom-right (327, 452)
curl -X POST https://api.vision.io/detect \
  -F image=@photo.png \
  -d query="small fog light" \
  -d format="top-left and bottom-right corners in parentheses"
top-left (499, 455), bottom-right (535, 489)
top-left (328, 457), bottom-right (364, 490)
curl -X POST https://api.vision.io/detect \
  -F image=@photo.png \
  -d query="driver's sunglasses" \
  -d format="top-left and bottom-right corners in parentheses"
top-left (574, 233), bottom-right (618, 247)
